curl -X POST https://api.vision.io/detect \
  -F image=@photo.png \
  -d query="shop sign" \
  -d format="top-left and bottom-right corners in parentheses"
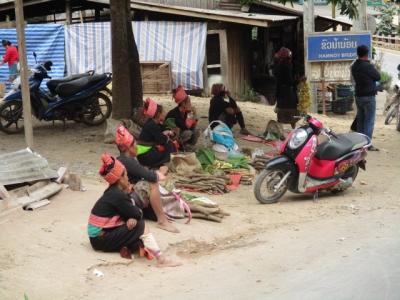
top-left (307, 32), bottom-right (372, 62)
top-left (310, 61), bottom-right (352, 82)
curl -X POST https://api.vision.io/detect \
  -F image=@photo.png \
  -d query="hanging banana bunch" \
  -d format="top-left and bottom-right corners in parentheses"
top-left (297, 79), bottom-right (311, 114)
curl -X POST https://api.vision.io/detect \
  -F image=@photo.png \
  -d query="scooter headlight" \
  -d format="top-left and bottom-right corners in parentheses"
top-left (288, 128), bottom-right (308, 149)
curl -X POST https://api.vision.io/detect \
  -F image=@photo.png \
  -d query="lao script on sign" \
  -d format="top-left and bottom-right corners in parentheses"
top-left (310, 61), bottom-right (352, 82)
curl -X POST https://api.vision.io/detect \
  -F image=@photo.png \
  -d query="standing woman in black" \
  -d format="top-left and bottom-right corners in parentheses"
top-left (274, 47), bottom-right (298, 129)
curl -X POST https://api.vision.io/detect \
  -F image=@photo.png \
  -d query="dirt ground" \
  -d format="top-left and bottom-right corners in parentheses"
top-left (0, 96), bottom-right (400, 300)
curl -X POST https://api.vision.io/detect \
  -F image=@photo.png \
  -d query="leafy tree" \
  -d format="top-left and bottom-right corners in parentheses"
top-left (376, 4), bottom-right (398, 36)
top-left (276, 0), bottom-right (361, 19)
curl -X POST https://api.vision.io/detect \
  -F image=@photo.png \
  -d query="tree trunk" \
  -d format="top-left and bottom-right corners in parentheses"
top-left (110, 0), bottom-right (143, 119)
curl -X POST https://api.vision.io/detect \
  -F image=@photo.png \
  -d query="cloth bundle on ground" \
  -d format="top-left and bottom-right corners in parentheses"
top-left (182, 194), bottom-right (230, 223)
top-left (168, 152), bottom-right (203, 175)
top-left (159, 185), bottom-right (191, 222)
top-left (104, 118), bottom-right (142, 144)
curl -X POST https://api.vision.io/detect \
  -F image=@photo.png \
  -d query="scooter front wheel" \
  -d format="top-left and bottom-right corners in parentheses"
top-left (253, 169), bottom-right (288, 204)
top-left (0, 100), bottom-right (24, 134)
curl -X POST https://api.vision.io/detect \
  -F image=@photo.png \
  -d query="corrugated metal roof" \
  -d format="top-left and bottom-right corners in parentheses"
top-left (89, 0), bottom-right (297, 27)
top-left (0, 148), bottom-right (58, 186)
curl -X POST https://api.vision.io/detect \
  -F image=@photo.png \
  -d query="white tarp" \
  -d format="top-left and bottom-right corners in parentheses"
top-left (65, 21), bottom-right (207, 90)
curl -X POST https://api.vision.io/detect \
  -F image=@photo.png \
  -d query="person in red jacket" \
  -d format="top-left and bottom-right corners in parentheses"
top-left (0, 40), bottom-right (19, 82)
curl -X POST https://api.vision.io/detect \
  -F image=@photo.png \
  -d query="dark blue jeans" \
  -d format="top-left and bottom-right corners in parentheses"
top-left (355, 96), bottom-right (376, 139)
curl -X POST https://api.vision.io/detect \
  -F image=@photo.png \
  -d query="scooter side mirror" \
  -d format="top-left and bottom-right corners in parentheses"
top-left (33, 52), bottom-right (37, 64)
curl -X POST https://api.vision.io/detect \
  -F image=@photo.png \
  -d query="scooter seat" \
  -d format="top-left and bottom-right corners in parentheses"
top-left (47, 73), bottom-right (91, 94)
top-left (55, 74), bottom-right (107, 98)
top-left (315, 132), bottom-right (370, 160)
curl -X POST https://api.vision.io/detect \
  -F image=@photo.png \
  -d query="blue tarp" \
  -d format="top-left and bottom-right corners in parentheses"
top-left (0, 24), bottom-right (65, 88)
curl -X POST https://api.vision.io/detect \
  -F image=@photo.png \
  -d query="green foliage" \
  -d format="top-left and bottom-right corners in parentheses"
top-left (276, 0), bottom-right (361, 19)
top-left (24, 294), bottom-right (29, 300)
top-left (376, 4), bottom-right (398, 36)
top-left (239, 87), bottom-right (260, 103)
top-left (380, 71), bottom-right (392, 86)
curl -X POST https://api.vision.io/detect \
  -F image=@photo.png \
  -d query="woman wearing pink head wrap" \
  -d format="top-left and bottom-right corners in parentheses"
top-left (136, 98), bottom-right (177, 169)
top-left (87, 153), bottom-right (181, 267)
top-left (165, 86), bottom-right (200, 150)
top-left (115, 125), bottom-right (179, 233)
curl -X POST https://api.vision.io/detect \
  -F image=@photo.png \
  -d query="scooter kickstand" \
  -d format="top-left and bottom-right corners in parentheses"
top-left (313, 190), bottom-right (319, 202)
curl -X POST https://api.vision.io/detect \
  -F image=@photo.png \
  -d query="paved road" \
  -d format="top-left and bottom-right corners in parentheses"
top-left (376, 48), bottom-right (400, 84)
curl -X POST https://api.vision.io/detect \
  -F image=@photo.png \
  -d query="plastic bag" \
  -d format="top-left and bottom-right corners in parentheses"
top-left (204, 121), bottom-right (236, 150)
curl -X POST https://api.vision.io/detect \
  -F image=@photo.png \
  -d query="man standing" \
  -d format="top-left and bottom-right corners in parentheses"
top-left (0, 40), bottom-right (19, 82)
top-left (351, 45), bottom-right (380, 151)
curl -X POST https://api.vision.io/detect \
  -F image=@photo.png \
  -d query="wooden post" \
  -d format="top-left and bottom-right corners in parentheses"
top-left (65, 0), bottom-right (72, 25)
top-left (331, 0), bottom-right (337, 31)
top-left (219, 30), bottom-right (228, 88)
top-left (321, 63), bottom-right (326, 115)
top-left (15, 0), bottom-right (34, 149)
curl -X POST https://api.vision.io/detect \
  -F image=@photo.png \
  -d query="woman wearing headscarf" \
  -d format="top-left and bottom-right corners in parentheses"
top-left (165, 85), bottom-right (199, 150)
top-left (115, 125), bottom-right (179, 233)
top-left (208, 83), bottom-right (250, 134)
top-left (88, 153), bottom-right (181, 267)
top-left (273, 47), bottom-right (298, 128)
top-left (136, 98), bottom-right (178, 169)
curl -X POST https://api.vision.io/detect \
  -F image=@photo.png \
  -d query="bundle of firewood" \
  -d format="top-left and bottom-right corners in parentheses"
top-left (240, 175), bottom-right (253, 185)
top-left (250, 155), bottom-right (272, 171)
top-left (174, 174), bottom-right (230, 194)
top-left (185, 201), bottom-right (230, 223)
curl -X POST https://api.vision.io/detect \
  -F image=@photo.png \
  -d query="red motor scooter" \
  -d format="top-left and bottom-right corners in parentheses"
top-left (253, 115), bottom-right (371, 204)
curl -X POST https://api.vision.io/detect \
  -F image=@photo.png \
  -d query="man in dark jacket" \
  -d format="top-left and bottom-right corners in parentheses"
top-left (351, 45), bottom-right (381, 151)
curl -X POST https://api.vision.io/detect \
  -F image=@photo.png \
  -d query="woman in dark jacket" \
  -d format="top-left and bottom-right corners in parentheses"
top-left (88, 153), bottom-right (180, 267)
top-left (208, 83), bottom-right (250, 134)
top-left (137, 98), bottom-right (177, 169)
top-left (274, 47), bottom-right (298, 128)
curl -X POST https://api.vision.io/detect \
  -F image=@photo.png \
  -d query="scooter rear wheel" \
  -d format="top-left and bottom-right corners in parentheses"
top-left (396, 104), bottom-right (400, 132)
top-left (81, 93), bottom-right (112, 126)
top-left (0, 100), bottom-right (24, 134)
top-left (253, 169), bottom-right (288, 204)
top-left (385, 104), bottom-right (398, 125)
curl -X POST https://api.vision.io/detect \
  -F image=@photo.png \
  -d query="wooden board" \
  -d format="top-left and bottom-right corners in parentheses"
top-left (310, 61), bottom-right (352, 83)
top-left (140, 61), bottom-right (172, 94)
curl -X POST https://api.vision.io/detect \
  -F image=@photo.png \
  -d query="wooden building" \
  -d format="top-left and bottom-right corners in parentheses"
top-left (0, 0), bottom-right (351, 99)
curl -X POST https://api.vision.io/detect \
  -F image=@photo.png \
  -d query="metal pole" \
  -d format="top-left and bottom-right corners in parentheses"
top-left (15, 0), bottom-right (34, 149)
top-left (321, 63), bottom-right (326, 115)
top-left (303, 0), bottom-right (315, 112)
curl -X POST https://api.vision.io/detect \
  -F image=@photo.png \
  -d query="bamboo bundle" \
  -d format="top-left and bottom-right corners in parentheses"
top-left (186, 202), bottom-right (230, 223)
top-left (250, 155), bottom-right (271, 171)
top-left (175, 174), bottom-right (230, 194)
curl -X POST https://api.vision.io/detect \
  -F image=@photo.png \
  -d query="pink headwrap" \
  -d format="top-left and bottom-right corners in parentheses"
top-left (115, 125), bottom-right (134, 151)
top-left (99, 154), bottom-right (125, 185)
top-left (143, 98), bottom-right (158, 118)
top-left (173, 85), bottom-right (188, 104)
